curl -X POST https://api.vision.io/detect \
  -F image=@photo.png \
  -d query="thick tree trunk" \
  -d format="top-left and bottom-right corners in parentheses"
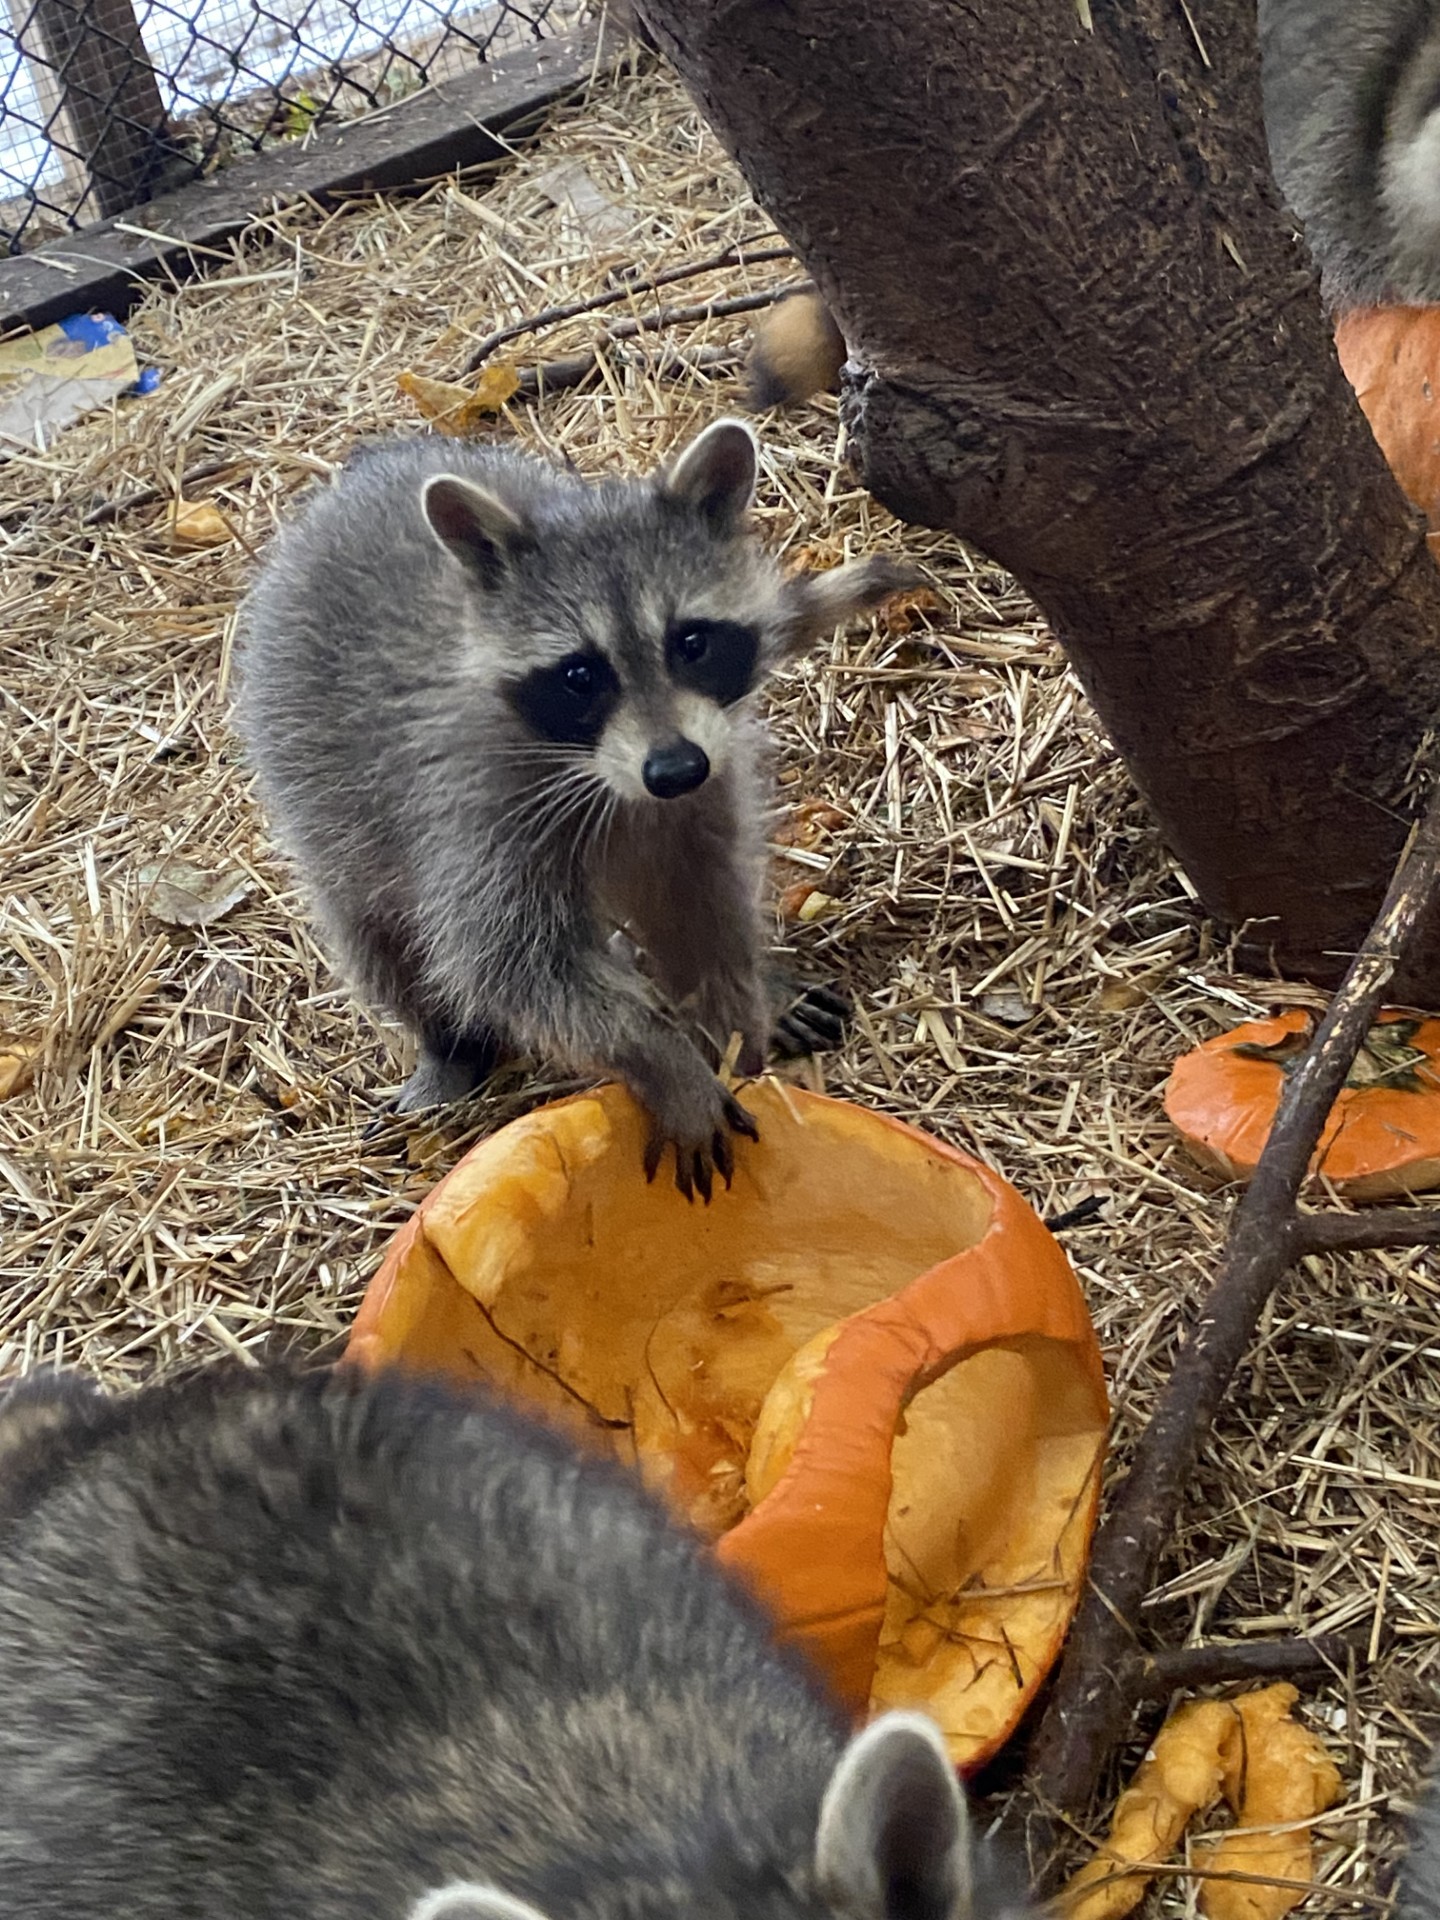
top-left (638, 0), bottom-right (1440, 994)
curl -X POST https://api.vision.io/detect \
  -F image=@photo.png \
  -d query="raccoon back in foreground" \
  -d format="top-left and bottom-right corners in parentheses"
top-left (234, 422), bottom-right (908, 1197)
top-left (1259, 0), bottom-right (1440, 304)
top-left (0, 1364), bottom-right (1018, 1920)
top-left (1400, 1756), bottom-right (1440, 1920)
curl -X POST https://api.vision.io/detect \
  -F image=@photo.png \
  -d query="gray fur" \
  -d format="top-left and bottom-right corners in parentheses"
top-left (233, 422), bottom-right (911, 1194)
top-left (1259, 0), bottom-right (1440, 305)
top-left (1401, 1763), bottom-right (1440, 1920)
top-left (0, 1364), bottom-right (1018, 1920)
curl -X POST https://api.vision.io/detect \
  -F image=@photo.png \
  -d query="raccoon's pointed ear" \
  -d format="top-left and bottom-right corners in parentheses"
top-left (815, 1713), bottom-right (972, 1920)
top-left (779, 556), bottom-right (925, 654)
top-left (408, 1885), bottom-right (555, 1920)
top-left (421, 475), bottom-right (532, 588)
top-left (659, 418), bottom-right (758, 530)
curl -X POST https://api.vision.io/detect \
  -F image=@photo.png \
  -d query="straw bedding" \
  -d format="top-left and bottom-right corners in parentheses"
top-left (0, 44), bottom-right (1434, 1901)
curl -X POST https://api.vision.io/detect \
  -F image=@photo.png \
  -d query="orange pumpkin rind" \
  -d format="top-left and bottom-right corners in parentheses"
top-left (348, 1080), bottom-right (1109, 1771)
top-left (1335, 306), bottom-right (1440, 547)
top-left (1164, 1008), bottom-right (1440, 1200)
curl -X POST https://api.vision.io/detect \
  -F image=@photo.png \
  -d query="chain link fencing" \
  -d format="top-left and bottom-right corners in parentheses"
top-left (2, 0), bottom-right (580, 253)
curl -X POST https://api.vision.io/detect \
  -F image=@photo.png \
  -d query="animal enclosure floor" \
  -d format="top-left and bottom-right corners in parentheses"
top-left (1, 52), bottom-right (1434, 1902)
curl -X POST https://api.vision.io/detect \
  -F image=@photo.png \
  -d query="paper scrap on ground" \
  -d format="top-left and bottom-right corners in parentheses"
top-left (0, 313), bottom-right (149, 452)
top-left (529, 160), bottom-right (633, 243)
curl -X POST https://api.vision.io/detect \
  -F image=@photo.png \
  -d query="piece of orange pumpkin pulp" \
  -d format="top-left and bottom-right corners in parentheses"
top-left (348, 1080), bottom-right (1108, 1770)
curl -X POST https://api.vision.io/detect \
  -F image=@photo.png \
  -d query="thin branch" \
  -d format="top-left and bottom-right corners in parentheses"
top-left (600, 281), bottom-right (809, 342)
top-left (463, 240), bottom-right (794, 370)
top-left (1045, 1195), bottom-right (1108, 1232)
top-left (1021, 792), bottom-right (1440, 1882)
top-left (1294, 1207), bottom-right (1440, 1254)
top-left (81, 457), bottom-right (237, 526)
top-left (1135, 1634), bottom-right (1360, 1700)
top-left (497, 282), bottom-right (808, 393)
top-left (515, 341), bottom-right (740, 399)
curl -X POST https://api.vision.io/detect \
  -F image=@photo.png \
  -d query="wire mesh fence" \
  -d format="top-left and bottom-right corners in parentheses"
top-left (1, 0), bottom-right (582, 254)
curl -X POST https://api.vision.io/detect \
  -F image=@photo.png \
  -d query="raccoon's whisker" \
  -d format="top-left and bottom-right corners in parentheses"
top-left (502, 753), bottom-right (596, 787)
top-left (508, 771), bottom-right (597, 824)
top-left (522, 760), bottom-right (602, 810)
top-left (502, 760), bottom-right (600, 816)
top-left (484, 743), bottom-right (594, 766)
top-left (516, 770), bottom-right (609, 851)
top-left (534, 775), bottom-right (611, 870)
top-left (568, 782), bottom-right (617, 862)
top-left (588, 788), bottom-right (623, 854)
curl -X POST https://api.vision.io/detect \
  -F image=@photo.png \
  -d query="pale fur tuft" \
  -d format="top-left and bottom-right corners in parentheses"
top-left (748, 289), bottom-right (846, 409)
top-left (1260, 0), bottom-right (1440, 305)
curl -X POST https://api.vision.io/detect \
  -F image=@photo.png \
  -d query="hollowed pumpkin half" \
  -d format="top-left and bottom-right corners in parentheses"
top-left (348, 1080), bottom-right (1109, 1771)
top-left (1164, 1008), bottom-right (1440, 1198)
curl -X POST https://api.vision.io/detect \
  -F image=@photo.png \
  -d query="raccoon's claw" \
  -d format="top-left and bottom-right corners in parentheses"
top-left (642, 1093), bottom-right (759, 1203)
top-left (772, 982), bottom-right (853, 1059)
top-left (643, 1131), bottom-right (664, 1184)
top-left (692, 1151), bottom-right (713, 1205)
top-left (721, 1091), bottom-right (761, 1143)
top-left (655, 1141), bottom-right (711, 1205)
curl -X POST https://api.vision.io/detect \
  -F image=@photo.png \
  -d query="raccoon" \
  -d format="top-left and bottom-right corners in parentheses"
top-left (234, 421), bottom-right (909, 1198)
top-left (0, 1363), bottom-right (1025, 1920)
top-left (1259, 0), bottom-right (1440, 305)
top-left (1401, 1760), bottom-right (1440, 1920)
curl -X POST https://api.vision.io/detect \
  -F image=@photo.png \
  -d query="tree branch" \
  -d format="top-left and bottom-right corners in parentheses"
top-left (502, 288), bottom-right (801, 398)
top-left (1135, 1634), bottom-right (1360, 1700)
top-left (462, 240), bottom-right (793, 371)
top-left (1021, 791), bottom-right (1440, 1881)
top-left (1294, 1207), bottom-right (1440, 1253)
top-left (514, 340), bottom-right (740, 399)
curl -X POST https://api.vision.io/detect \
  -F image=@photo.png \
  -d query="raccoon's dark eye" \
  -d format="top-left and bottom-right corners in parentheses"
top-left (506, 651), bottom-right (619, 747)
top-left (666, 619), bottom-right (759, 707)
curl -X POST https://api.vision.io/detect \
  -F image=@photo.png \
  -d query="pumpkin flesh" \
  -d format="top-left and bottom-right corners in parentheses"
top-left (349, 1080), bottom-right (1108, 1769)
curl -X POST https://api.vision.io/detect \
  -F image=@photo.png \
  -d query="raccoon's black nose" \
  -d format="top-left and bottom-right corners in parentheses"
top-left (643, 739), bottom-right (710, 799)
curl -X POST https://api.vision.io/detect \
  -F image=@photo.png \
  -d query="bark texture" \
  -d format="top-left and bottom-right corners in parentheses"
top-left (638, 0), bottom-right (1440, 992)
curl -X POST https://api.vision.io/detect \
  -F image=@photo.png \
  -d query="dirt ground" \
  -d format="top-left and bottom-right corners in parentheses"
top-left (1, 50), bottom-right (1433, 1906)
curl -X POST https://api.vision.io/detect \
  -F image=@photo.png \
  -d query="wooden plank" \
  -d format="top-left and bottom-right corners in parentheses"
top-left (28, 0), bottom-right (172, 218)
top-left (0, 22), bottom-right (604, 333)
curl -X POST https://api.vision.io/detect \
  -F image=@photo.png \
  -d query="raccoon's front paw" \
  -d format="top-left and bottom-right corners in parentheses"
top-left (769, 975), bottom-right (853, 1058)
top-left (642, 1082), bottom-right (760, 1204)
top-left (387, 1032), bottom-right (500, 1116)
top-left (365, 1062), bottom-right (477, 1140)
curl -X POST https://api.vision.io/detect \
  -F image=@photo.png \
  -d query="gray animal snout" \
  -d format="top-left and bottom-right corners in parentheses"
top-left (643, 739), bottom-right (710, 799)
